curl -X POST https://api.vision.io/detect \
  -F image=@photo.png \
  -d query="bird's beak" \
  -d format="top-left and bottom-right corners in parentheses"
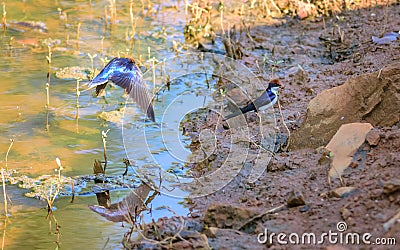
top-left (80, 88), bottom-right (91, 93)
top-left (81, 81), bottom-right (90, 87)
top-left (79, 81), bottom-right (94, 93)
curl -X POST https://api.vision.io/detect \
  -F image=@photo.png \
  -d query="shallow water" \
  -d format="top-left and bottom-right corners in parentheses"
top-left (0, 0), bottom-right (201, 248)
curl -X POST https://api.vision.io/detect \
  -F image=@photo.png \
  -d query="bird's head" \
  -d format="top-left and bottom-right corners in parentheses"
top-left (268, 79), bottom-right (282, 94)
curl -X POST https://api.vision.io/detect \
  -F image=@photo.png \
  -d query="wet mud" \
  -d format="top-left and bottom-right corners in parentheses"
top-left (131, 2), bottom-right (400, 249)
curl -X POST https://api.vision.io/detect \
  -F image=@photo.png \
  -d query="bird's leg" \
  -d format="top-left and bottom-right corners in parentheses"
top-left (257, 111), bottom-right (262, 126)
top-left (122, 158), bottom-right (130, 175)
top-left (102, 96), bottom-right (109, 104)
top-left (122, 158), bottom-right (130, 183)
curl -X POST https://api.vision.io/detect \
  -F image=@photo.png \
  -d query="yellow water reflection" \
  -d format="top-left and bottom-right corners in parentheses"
top-left (0, 0), bottom-right (189, 248)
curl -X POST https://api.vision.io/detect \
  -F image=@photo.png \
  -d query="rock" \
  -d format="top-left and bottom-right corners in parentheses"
top-left (207, 228), bottom-right (262, 249)
top-left (287, 190), bottom-right (306, 207)
top-left (349, 161), bottom-right (358, 168)
top-left (383, 210), bottom-right (400, 232)
top-left (383, 179), bottom-right (400, 194)
top-left (276, 0), bottom-right (290, 9)
top-left (330, 186), bottom-right (358, 198)
top-left (98, 107), bottom-right (125, 123)
top-left (366, 130), bottom-right (381, 146)
top-left (172, 232), bottom-right (210, 249)
top-left (127, 216), bottom-right (210, 249)
top-left (372, 32), bottom-right (399, 45)
top-left (55, 66), bottom-right (90, 80)
top-left (296, 1), bottom-right (317, 19)
top-left (326, 123), bottom-right (373, 180)
top-left (290, 62), bottom-right (400, 149)
top-left (317, 147), bottom-right (332, 165)
top-left (341, 206), bottom-right (352, 220)
top-left (326, 244), bottom-right (350, 250)
top-left (205, 227), bottom-right (219, 238)
top-left (9, 21), bottom-right (48, 33)
top-left (204, 204), bottom-right (258, 229)
top-left (299, 205), bottom-right (310, 213)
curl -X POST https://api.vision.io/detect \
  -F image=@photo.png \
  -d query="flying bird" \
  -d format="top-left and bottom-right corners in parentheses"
top-left (87, 57), bottom-right (155, 122)
top-left (224, 79), bottom-right (281, 120)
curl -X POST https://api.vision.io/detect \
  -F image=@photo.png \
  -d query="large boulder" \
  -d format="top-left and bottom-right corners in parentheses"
top-left (290, 62), bottom-right (400, 149)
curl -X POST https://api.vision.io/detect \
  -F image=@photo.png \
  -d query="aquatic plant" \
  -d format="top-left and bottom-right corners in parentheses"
top-left (99, 36), bottom-right (105, 55)
top-left (4, 138), bottom-right (14, 170)
top-left (45, 45), bottom-right (52, 131)
top-left (87, 53), bottom-right (97, 79)
top-left (75, 22), bottom-right (81, 51)
top-left (183, 1), bottom-right (214, 43)
top-left (104, 0), bottom-right (117, 35)
top-left (23, 158), bottom-right (70, 213)
top-left (57, 7), bottom-right (68, 28)
top-left (129, 0), bottom-right (137, 42)
top-left (75, 78), bottom-right (81, 133)
top-left (263, 53), bottom-right (284, 78)
top-left (1, 138), bottom-right (14, 217)
top-left (1, 2), bottom-right (6, 33)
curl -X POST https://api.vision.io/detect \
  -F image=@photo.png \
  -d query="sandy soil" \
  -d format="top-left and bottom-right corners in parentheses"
top-left (129, 2), bottom-right (400, 249)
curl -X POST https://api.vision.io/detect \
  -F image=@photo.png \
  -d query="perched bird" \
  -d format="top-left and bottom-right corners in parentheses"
top-left (224, 79), bottom-right (281, 120)
top-left (87, 57), bottom-right (155, 122)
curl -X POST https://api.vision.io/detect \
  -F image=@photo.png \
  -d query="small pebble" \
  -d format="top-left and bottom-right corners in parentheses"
top-left (287, 190), bottom-right (306, 207)
top-left (366, 130), bottom-right (380, 146)
top-left (299, 205), bottom-right (310, 212)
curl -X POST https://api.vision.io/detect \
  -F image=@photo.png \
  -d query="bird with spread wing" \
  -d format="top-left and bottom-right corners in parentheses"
top-left (86, 57), bottom-right (155, 122)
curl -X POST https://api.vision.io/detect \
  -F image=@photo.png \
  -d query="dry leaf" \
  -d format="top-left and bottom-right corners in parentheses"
top-left (326, 123), bottom-right (373, 181)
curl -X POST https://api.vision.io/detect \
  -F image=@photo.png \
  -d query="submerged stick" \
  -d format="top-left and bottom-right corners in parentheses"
top-left (1, 215), bottom-right (7, 249)
top-left (5, 138), bottom-right (14, 169)
top-left (1, 168), bottom-right (8, 217)
top-left (2, 138), bottom-right (14, 217)
top-left (102, 129), bottom-right (110, 173)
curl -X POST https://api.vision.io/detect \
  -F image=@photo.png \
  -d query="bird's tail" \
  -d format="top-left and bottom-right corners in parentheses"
top-left (146, 104), bottom-right (156, 122)
top-left (223, 110), bottom-right (243, 120)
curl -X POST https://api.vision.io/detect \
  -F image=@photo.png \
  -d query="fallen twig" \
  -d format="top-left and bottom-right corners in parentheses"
top-left (238, 204), bottom-right (286, 230)
top-left (383, 209), bottom-right (400, 231)
top-left (277, 99), bottom-right (290, 151)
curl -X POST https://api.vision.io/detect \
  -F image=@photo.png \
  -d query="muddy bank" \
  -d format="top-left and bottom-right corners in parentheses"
top-left (127, 2), bottom-right (400, 249)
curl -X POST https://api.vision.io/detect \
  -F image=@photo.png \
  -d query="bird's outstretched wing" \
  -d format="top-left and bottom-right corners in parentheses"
top-left (87, 58), bottom-right (155, 122)
top-left (110, 71), bottom-right (155, 122)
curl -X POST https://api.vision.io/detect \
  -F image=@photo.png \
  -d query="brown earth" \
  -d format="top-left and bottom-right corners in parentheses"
top-left (129, 2), bottom-right (400, 249)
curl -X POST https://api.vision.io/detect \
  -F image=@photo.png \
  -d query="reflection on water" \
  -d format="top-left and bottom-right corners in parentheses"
top-left (0, 0), bottom-right (195, 248)
top-left (0, 0), bottom-right (184, 176)
top-left (89, 183), bottom-right (157, 223)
